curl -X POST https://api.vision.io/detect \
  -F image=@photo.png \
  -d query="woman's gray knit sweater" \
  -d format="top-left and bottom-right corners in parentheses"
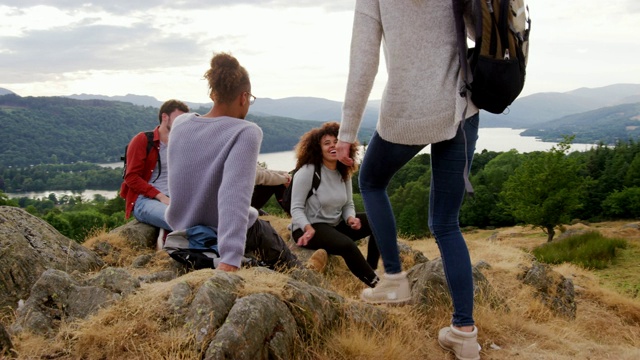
top-left (290, 164), bottom-right (356, 233)
top-left (166, 113), bottom-right (262, 268)
top-left (339, 0), bottom-right (478, 146)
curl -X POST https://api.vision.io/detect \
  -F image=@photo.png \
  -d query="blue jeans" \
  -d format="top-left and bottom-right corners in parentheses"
top-left (359, 114), bottom-right (479, 327)
top-left (133, 195), bottom-right (172, 231)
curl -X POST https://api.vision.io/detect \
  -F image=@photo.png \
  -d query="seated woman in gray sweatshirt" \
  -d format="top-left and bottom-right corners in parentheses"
top-left (165, 52), bottom-right (326, 272)
top-left (290, 122), bottom-right (379, 286)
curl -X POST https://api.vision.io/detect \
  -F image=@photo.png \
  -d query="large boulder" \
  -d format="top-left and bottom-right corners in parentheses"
top-left (0, 206), bottom-right (104, 310)
top-left (184, 271), bottom-right (244, 347)
top-left (10, 268), bottom-right (136, 335)
top-left (407, 258), bottom-right (504, 311)
top-left (205, 293), bottom-right (299, 360)
top-left (109, 219), bottom-right (158, 249)
top-left (519, 261), bottom-right (576, 319)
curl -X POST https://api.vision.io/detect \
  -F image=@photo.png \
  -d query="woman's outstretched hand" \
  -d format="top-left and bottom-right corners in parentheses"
top-left (297, 224), bottom-right (316, 246)
top-left (336, 140), bottom-right (354, 166)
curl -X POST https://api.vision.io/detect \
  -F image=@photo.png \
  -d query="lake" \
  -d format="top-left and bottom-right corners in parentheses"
top-left (6, 189), bottom-right (120, 201)
top-left (7, 128), bottom-right (597, 200)
top-left (256, 127), bottom-right (597, 171)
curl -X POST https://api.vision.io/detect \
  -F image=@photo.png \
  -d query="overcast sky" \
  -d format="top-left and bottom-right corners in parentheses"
top-left (1, 0), bottom-right (639, 104)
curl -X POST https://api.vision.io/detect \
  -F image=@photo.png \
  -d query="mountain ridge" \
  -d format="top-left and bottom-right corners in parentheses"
top-left (60, 83), bottom-right (640, 129)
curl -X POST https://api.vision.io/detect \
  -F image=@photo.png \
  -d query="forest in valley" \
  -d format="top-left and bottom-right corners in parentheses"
top-left (2, 137), bottom-right (640, 242)
top-left (0, 94), bottom-right (372, 168)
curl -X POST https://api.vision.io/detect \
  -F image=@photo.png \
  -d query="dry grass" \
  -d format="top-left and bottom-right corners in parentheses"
top-left (5, 220), bottom-right (640, 359)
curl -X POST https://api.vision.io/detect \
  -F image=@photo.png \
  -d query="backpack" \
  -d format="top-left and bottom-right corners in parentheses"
top-left (280, 163), bottom-right (321, 216)
top-left (453, 0), bottom-right (531, 114)
top-left (163, 226), bottom-right (220, 270)
top-left (163, 225), bottom-right (267, 270)
top-left (121, 131), bottom-right (160, 181)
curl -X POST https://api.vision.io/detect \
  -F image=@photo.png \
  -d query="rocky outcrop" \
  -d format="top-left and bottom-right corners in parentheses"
top-left (408, 258), bottom-right (505, 311)
top-left (2, 209), bottom-right (503, 359)
top-left (519, 261), bottom-right (576, 319)
top-left (205, 292), bottom-right (299, 360)
top-left (0, 206), bottom-right (104, 310)
top-left (109, 219), bottom-right (158, 249)
top-left (10, 267), bottom-right (140, 335)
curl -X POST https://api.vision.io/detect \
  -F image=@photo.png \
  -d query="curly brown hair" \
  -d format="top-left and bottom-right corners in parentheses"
top-left (294, 122), bottom-right (359, 181)
top-left (204, 52), bottom-right (250, 104)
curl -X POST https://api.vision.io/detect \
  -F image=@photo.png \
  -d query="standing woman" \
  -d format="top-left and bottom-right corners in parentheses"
top-left (291, 122), bottom-right (380, 288)
top-left (336, 1), bottom-right (481, 360)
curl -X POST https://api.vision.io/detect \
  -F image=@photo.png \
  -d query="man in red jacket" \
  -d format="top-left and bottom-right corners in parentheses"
top-left (120, 99), bottom-right (189, 245)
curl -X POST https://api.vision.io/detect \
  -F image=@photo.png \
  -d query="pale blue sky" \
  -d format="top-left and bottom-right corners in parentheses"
top-left (1, 0), bottom-right (638, 103)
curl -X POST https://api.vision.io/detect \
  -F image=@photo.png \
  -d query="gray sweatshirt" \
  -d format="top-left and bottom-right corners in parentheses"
top-left (339, 0), bottom-right (478, 146)
top-left (165, 113), bottom-right (262, 268)
top-left (290, 164), bottom-right (356, 232)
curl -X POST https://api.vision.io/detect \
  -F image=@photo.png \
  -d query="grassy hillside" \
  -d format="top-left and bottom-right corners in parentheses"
top-left (0, 94), bottom-right (373, 168)
top-left (4, 219), bottom-right (639, 359)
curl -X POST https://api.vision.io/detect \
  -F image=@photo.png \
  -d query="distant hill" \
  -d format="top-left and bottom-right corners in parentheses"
top-left (481, 83), bottom-right (640, 128)
top-left (0, 94), bottom-right (373, 168)
top-left (63, 84), bottom-right (640, 131)
top-left (68, 93), bottom-right (162, 108)
top-left (480, 84), bottom-right (640, 129)
top-left (248, 97), bottom-right (380, 128)
top-left (0, 88), bottom-right (14, 96)
top-left (520, 102), bottom-right (640, 144)
top-left (62, 84), bottom-right (640, 131)
top-left (66, 94), bottom-right (381, 128)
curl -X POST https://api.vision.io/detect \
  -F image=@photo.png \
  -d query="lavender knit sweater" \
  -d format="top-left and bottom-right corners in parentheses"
top-left (339, 0), bottom-right (478, 146)
top-left (165, 113), bottom-right (262, 268)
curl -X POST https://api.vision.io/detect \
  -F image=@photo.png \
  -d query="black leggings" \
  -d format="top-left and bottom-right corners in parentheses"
top-left (251, 185), bottom-right (286, 211)
top-left (293, 212), bottom-right (380, 287)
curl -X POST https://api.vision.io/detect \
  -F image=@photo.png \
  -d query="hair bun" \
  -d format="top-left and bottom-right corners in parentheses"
top-left (211, 53), bottom-right (239, 70)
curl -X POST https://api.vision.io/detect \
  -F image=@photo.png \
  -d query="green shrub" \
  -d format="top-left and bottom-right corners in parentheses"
top-left (602, 187), bottom-right (640, 218)
top-left (533, 231), bottom-right (628, 269)
top-left (43, 209), bottom-right (109, 242)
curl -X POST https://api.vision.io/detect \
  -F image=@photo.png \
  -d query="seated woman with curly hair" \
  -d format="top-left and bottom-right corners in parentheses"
top-left (290, 122), bottom-right (380, 288)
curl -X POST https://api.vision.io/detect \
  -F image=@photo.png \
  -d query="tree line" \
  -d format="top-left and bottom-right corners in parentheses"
top-left (381, 137), bottom-right (640, 241)
top-left (2, 137), bottom-right (640, 243)
top-left (0, 163), bottom-right (122, 192)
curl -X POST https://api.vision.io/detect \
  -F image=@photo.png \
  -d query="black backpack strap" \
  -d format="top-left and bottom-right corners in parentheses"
top-left (498, 0), bottom-right (510, 59)
top-left (305, 163), bottom-right (322, 200)
top-left (452, 0), bottom-right (475, 196)
top-left (310, 162), bottom-right (321, 195)
top-left (452, 0), bottom-right (470, 98)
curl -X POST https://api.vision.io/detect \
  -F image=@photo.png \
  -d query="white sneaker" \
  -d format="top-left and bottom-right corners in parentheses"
top-left (360, 271), bottom-right (411, 305)
top-left (156, 228), bottom-right (166, 251)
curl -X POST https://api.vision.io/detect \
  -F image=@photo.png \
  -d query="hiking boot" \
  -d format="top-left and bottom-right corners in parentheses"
top-left (306, 249), bottom-right (328, 272)
top-left (360, 271), bottom-right (411, 304)
top-left (156, 228), bottom-right (167, 251)
top-left (438, 325), bottom-right (481, 360)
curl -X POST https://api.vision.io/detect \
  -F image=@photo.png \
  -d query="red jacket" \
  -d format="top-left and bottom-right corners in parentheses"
top-left (120, 127), bottom-right (161, 218)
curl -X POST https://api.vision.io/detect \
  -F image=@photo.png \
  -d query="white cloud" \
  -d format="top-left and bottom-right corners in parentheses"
top-left (0, 0), bottom-right (638, 103)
